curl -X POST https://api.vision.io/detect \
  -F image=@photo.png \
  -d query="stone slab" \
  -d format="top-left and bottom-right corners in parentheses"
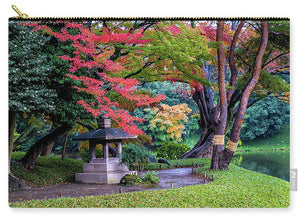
top-left (75, 171), bottom-right (133, 184)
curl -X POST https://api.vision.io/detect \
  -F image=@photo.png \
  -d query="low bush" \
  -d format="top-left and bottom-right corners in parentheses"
top-left (141, 171), bottom-right (160, 185)
top-left (120, 174), bottom-right (143, 186)
top-left (156, 142), bottom-right (190, 159)
top-left (121, 143), bottom-right (151, 171)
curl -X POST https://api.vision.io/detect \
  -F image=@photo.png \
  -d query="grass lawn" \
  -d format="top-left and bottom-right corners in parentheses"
top-left (10, 157), bottom-right (289, 208)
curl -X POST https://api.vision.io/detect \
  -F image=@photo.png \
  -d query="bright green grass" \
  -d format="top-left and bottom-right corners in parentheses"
top-left (10, 158), bottom-right (289, 208)
top-left (237, 125), bottom-right (290, 152)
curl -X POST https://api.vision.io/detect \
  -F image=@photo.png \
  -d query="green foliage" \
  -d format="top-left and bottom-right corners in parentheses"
top-left (236, 70), bottom-right (289, 94)
top-left (231, 155), bottom-right (243, 166)
top-left (267, 20), bottom-right (290, 52)
top-left (9, 21), bottom-right (57, 113)
top-left (156, 142), bottom-right (190, 160)
top-left (10, 152), bottom-right (83, 188)
top-left (120, 172), bottom-right (159, 186)
top-left (10, 21), bottom-right (92, 127)
top-left (140, 171), bottom-right (160, 185)
top-left (10, 158), bottom-right (289, 208)
top-left (79, 147), bottom-right (103, 163)
top-left (120, 174), bottom-right (143, 186)
top-left (258, 70), bottom-right (289, 93)
top-left (240, 97), bottom-right (289, 141)
top-left (148, 21), bottom-right (212, 85)
top-left (14, 114), bottom-right (53, 152)
top-left (121, 143), bottom-right (151, 170)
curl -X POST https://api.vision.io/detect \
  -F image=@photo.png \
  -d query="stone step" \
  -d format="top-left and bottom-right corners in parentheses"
top-left (76, 171), bottom-right (132, 184)
top-left (92, 158), bottom-right (120, 163)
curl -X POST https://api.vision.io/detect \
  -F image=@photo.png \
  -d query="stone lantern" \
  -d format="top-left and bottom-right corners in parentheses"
top-left (73, 116), bottom-right (137, 184)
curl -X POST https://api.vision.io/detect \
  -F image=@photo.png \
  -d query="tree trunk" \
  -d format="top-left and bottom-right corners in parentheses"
top-left (21, 123), bottom-right (73, 170)
top-left (9, 110), bottom-right (17, 173)
top-left (220, 21), bottom-right (269, 170)
top-left (61, 133), bottom-right (68, 159)
top-left (180, 85), bottom-right (214, 159)
top-left (210, 20), bottom-right (228, 170)
top-left (40, 142), bottom-right (54, 156)
top-left (40, 125), bottom-right (55, 156)
top-left (180, 131), bottom-right (214, 159)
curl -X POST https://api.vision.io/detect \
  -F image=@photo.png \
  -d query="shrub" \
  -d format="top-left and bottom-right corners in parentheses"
top-left (120, 174), bottom-right (143, 186)
top-left (141, 171), bottom-right (160, 184)
top-left (121, 143), bottom-right (151, 171)
top-left (156, 142), bottom-right (190, 159)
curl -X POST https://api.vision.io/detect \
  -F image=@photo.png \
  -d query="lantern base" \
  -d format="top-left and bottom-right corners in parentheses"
top-left (75, 158), bottom-right (135, 184)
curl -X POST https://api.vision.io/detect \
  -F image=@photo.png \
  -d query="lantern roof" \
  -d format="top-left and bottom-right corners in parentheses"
top-left (72, 116), bottom-right (137, 141)
top-left (72, 128), bottom-right (137, 141)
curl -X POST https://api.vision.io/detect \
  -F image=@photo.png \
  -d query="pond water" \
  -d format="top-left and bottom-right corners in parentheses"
top-left (232, 150), bottom-right (290, 181)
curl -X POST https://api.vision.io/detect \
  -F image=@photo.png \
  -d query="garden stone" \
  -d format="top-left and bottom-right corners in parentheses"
top-left (149, 155), bottom-right (156, 163)
top-left (158, 158), bottom-right (171, 166)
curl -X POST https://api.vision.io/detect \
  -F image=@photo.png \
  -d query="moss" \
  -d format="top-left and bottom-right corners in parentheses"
top-left (10, 152), bottom-right (83, 188)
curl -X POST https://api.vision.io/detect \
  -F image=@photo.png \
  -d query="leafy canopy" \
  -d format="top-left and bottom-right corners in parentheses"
top-left (26, 20), bottom-right (166, 135)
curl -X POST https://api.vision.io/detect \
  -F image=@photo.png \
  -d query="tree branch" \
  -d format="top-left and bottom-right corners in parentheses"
top-left (76, 121), bottom-right (95, 131)
top-left (228, 20), bottom-right (245, 102)
top-left (124, 61), bottom-right (154, 79)
top-left (229, 21), bottom-right (268, 143)
top-left (262, 52), bottom-right (289, 69)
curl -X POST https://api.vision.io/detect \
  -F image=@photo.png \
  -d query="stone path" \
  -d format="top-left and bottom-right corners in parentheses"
top-left (9, 168), bottom-right (206, 203)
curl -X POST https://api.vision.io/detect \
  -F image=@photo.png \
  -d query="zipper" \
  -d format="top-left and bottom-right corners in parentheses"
top-left (11, 5), bottom-right (29, 18)
top-left (10, 5), bottom-right (289, 21)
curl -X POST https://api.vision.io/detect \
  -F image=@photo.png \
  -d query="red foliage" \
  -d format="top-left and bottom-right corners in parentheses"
top-left (165, 25), bottom-right (182, 35)
top-left (199, 24), bottom-right (232, 45)
top-left (24, 21), bottom-right (165, 135)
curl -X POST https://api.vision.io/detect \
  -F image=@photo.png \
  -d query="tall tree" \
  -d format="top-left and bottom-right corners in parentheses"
top-left (179, 20), bottom-right (289, 170)
top-left (220, 21), bottom-right (269, 169)
top-left (120, 20), bottom-right (289, 169)
top-left (9, 21), bottom-right (57, 171)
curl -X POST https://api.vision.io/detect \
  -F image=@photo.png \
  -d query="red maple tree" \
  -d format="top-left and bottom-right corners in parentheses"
top-left (25, 21), bottom-right (165, 135)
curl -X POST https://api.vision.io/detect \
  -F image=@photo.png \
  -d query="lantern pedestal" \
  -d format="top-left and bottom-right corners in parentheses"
top-left (75, 158), bottom-right (135, 184)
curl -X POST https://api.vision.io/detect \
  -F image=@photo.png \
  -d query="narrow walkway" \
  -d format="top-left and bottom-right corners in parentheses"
top-left (9, 168), bottom-right (206, 202)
